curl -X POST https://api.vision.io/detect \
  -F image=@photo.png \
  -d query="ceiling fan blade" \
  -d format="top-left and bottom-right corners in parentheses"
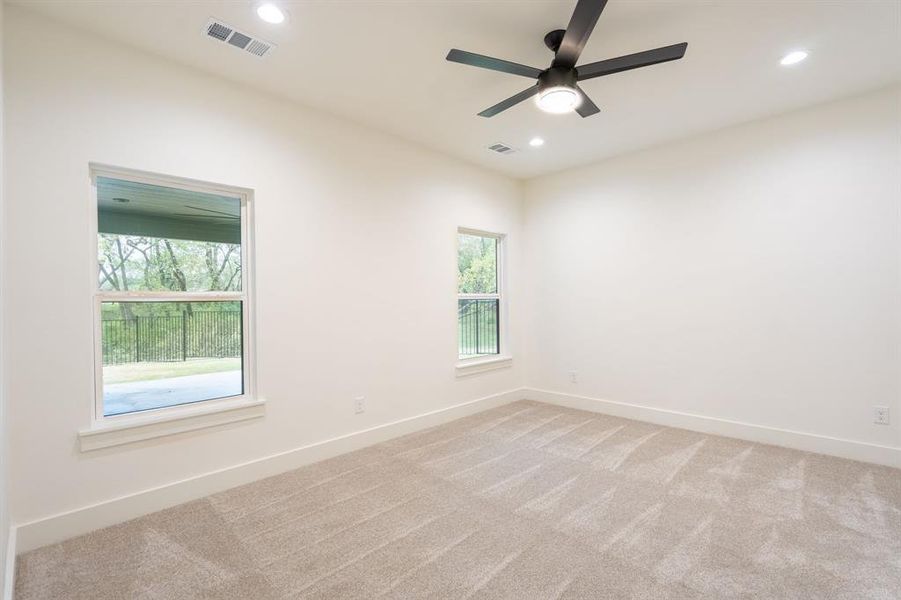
top-left (553, 0), bottom-right (609, 69)
top-left (577, 42), bottom-right (687, 81)
top-left (446, 49), bottom-right (543, 79)
top-left (478, 85), bottom-right (540, 118)
top-left (575, 86), bottom-right (600, 117)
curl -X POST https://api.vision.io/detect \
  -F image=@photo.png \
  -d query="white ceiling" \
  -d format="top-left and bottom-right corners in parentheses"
top-left (11, 0), bottom-right (901, 179)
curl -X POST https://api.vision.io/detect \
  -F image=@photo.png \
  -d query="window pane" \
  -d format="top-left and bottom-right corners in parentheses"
top-left (458, 299), bottom-right (499, 358)
top-left (97, 176), bottom-right (241, 292)
top-left (458, 233), bottom-right (497, 294)
top-left (101, 301), bottom-right (243, 416)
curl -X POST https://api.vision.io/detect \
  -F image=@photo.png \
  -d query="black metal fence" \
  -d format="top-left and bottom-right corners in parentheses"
top-left (458, 299), bottom-right (499, 357)
top-left (102, 311), bottom-right (242, 365)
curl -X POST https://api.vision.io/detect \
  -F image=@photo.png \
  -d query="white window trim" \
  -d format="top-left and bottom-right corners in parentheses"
top-left (79, 164), bottom-right (262, 450)
top-left (455, 355), bottom-right (513, 377)
top-left (456, 227), bottom-right (512, 376)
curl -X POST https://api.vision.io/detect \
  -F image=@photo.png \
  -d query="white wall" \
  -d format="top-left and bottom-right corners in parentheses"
top-left (2, 5), bottom-right (523, 540)
top-left (523, 86), bottom-right (901, 454)
top-left (0, 0), bottom-right (9, 592)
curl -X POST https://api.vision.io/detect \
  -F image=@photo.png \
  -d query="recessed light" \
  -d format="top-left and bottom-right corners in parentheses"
top-left (780, 50), bottom-right (808, 66)
top-left (256, 2), bottom-right (286, 24)
top-left (529, 137), bottom-right (545, 148)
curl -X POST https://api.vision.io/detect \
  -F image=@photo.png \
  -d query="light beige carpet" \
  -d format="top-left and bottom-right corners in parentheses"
top-left (15, 400), bottom-right (901, 599)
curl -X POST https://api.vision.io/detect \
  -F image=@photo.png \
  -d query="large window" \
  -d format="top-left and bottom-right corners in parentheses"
top-left (92, 166), bottom-right (253, 420)
top-left (458, 229), bottom-right (504, 360)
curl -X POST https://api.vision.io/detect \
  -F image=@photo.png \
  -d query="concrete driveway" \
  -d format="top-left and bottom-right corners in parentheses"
top-left (103, 370), bottom-right (243, 416)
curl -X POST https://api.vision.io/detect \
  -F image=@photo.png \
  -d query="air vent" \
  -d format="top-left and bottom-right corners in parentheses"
top-left (204, 19), bottom-right (275, 58)
top-left (488, 143), bottom-right (516, 155)
top-left (246, 40), bottom-right (272, 57)
top-left (227, 32), bottom-right (253, 50)
top-left (206, 22), bottom-right (232, 41)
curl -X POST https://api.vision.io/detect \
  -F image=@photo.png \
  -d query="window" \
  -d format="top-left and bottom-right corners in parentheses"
top-left (457, 229), bottom-right (505, 362)
top-left (92, 166), bottom-right (254, 421)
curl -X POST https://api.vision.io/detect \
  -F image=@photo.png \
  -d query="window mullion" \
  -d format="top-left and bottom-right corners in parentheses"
top-left (458, 293), bottom-right (500, 301)
top-left (97, 291), bottom-right (244, 302)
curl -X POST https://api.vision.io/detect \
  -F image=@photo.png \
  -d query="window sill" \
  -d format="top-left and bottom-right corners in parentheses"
top-left (78, 398), bottom-right (266, 452)
top-left (455, 355), bottom-right (513, 377)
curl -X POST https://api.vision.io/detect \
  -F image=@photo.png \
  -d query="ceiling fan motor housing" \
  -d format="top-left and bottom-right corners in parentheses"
top-left (538, 67), bottom-right (578, 94)
top-left (543, 29), bottom-right (566, 53)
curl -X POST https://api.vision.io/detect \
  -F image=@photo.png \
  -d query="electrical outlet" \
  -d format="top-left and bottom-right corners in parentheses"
top-left (354, 396), bottom-right (365, 414)
top-left (874, 406), bottom-right (890, 425)
top-left (568, 370), bottom-right (578, 384)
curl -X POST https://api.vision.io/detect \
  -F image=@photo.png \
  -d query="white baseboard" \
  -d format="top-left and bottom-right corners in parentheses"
top-left (16, 386), bottom-right (897, 558)
top-left (3, 526), bottom-right (15, 600)
top-left (15, 388), bottom-right (525, 554)
top-left (525, 388), bottom-right (901, 469)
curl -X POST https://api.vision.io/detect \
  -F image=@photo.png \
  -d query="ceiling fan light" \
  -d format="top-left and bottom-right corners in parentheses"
top-left (536, 86), bottom-right (581, 114)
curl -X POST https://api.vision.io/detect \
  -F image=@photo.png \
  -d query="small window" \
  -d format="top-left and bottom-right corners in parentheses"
top-left (458, 229), bottom-right (503, 359)
top-left (93, 167), bottom-right (253, 419)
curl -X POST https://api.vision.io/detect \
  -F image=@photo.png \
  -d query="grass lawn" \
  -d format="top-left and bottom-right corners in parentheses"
top-left (103, 357), bottom-right (241, 384)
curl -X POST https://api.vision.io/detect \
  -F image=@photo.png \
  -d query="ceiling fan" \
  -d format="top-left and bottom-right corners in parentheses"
top-left (446, 0), bottom-right (687, 118)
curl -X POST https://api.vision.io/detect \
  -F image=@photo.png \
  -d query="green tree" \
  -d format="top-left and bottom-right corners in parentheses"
top-left (458, 234), bottom-right (497, 294)
top-left (98, 233), bottom-right (241, 319)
